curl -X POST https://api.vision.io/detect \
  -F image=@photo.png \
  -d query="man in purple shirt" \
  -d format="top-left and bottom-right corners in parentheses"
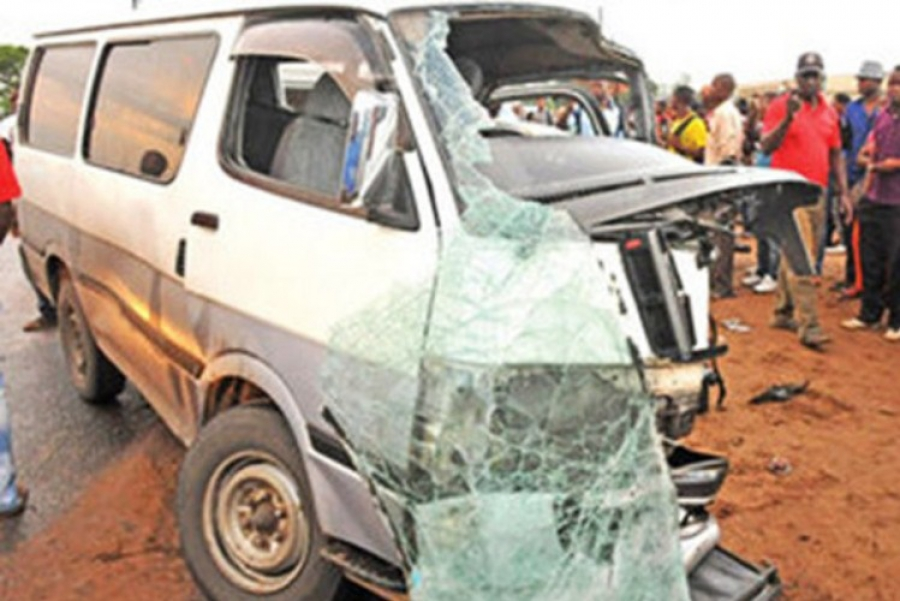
top-left (842, 67), bottom-right (900, 341)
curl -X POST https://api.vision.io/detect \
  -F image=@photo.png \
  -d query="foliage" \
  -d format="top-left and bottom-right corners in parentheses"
top-left (0, 45), bottom-right (28, 114)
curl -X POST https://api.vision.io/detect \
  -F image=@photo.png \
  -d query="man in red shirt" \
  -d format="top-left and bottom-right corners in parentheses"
top-left (761, 52), bottom-right (852, 349)
top-left (0, 143), bottom-right (18, 245)
top-left (0, 140), bottom-right (28, 518)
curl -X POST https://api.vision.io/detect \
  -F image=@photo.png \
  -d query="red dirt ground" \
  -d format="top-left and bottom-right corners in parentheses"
top-left (688, 250), bottom-right (900, 601)
top-left (0, 251), bottom-right (896, 600)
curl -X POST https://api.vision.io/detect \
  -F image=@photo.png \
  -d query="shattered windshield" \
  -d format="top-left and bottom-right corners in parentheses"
top-left (394, 5), bottom-right (654, 142)
top-left (320, 8), bottom-right (688, 600)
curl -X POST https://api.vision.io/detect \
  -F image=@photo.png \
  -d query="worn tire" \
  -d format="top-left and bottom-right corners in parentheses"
top-left (57, 272), bottom-right (126, 403)
top-left (177, 405), bottom-right (341, 601)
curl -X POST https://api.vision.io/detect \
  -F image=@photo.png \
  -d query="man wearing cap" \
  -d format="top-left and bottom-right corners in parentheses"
top-left (760, 52), bottom-right (852, 350)
top-left (838, 60), bottom-right (885, 297)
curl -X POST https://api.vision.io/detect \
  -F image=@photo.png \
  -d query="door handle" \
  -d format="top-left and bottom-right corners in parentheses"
top-left (190, 211), bottom-right (219, 231)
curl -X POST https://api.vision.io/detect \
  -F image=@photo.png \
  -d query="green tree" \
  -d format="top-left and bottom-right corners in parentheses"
top-left (0, 45), bottom-right (28, 114)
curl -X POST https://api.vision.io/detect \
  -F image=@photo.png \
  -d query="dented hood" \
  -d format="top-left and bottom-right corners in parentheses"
top-left (478, 135), bottom-right (822, 275)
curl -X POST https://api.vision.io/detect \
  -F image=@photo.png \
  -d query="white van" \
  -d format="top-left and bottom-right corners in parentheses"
top-left (17, 2), bottom-right (815, 599)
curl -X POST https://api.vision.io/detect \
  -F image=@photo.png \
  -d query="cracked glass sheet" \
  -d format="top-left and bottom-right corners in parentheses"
top-left (322, 11), bottom-right (688, 600)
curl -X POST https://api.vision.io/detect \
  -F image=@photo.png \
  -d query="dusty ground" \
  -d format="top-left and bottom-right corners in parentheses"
top-left (0, 250), bottom-right (896, 600)
top-left (687, 249), bottom-right (900, 601)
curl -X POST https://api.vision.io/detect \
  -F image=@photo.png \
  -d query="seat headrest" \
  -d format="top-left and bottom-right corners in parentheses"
top-left (305, 73), bottom-right (351, 126)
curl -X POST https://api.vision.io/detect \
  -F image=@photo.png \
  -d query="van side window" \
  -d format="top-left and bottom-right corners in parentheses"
top-left (85, 36), bottom-right (217, 183)
top-left (22, 44), bottom-right (95, 156)
top-left (224, 19), bottom-right (408, 213)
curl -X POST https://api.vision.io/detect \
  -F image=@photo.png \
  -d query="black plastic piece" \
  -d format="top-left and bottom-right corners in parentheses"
top-left (190, 211), bottom-right (220, 231)
top-left (689, 545), bottom-right (782, 601)
top-left (668, 445), bottom-right (729, 507)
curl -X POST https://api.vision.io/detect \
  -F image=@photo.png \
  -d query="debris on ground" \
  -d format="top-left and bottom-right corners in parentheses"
top-left (749, 381), bottom-right (810, 405)
top-left (767, 457), bottom-right (793, 476)
top-left (721, 318), bottom-right (752, 333)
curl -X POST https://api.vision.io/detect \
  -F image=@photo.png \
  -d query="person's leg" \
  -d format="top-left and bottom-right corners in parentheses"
top-left (882, 205), bottom-right (900, 332)
top-left (711, 229), bottom-right (735, 297)
top-left (857, 200), bottom-right (887, 324)
top-left (0, 372), bottom-right (26, 516)
top-left (18, 244), bottom-right (56, 332)
top-left (772, 252), bottom-right (794, 322)
top-left (756, 235), bottom-right (770, 277)
top-left (817, 184), bottom-right (836, 273)
top-left (0, 202), bottom-right (13, 246)
top-left (842, 217), bottom-right (856, 286)
top-left (851, 219), bottom-right (864, 292)
top-left (791, 199), bottom-right (827, 343)
top-left (766, 236), bottom-right (781, 279)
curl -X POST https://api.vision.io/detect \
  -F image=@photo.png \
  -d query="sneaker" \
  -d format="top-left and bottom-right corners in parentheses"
top-left (0, 485), bottom-right (28, 518)
top-left (801, 329), bottom-right (832, 350)
top-left (770, 314), bottom-right (799, 332)
top-left (22, 315), bottom-right (56, 333)
top-left (825, 244), bottom-right (846, 255)
top-left (885, 328), bottom-right (900, 342)
top-left (841, 317), bottom-right (879, 331)
top-left (753, 275), bottom-right (778, 294)
top-left (742, 273), bottom-right (762, 287)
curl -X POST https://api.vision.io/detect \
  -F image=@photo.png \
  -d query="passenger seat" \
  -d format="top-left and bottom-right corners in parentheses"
top-left (270, 73), bottom-right (351, 198)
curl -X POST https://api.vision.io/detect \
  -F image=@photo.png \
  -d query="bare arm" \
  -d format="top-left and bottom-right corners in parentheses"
top-left (760, 93), bottom-right (801, 155)
top-left (760, 113), bottom-right (792, 155)
top-left (872, 158), bottom-right (900, 173)
top-left (857, 136), bottom-right (874, 167)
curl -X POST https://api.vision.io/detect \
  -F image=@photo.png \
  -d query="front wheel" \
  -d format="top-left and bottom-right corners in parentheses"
top-left (56, 271), bottom-right (125, 403)
top-left (177, 405), bottom-right (341, 600)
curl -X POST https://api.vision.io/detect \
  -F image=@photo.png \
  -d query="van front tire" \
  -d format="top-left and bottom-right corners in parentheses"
top-left (177, 405), bottom-right (341, 601)
top-left (57, 272), bottom-right (125, 403)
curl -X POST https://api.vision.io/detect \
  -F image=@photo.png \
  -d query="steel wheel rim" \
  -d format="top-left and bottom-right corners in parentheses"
top-left (202, 450), bottom-right (309, 594)
top-left (60, 298), bottom-right (88, 384)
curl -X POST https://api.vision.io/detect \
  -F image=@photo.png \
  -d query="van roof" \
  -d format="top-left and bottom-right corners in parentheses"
top-left (34, 0), bottom-right (595, 39)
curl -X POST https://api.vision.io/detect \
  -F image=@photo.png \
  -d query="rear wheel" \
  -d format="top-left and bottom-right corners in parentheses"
top-left (178, 405), bottom-right (341, 600)
top-left (57, 272), bottom-right (125, 403)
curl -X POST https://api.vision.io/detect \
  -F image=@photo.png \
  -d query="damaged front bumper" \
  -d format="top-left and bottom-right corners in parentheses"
top-left (328, 527), bottom-right (783, 601)
top-left (645, 361), bottom-right (711, 440)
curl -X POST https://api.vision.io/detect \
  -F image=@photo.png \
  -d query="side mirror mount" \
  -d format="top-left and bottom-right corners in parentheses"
top-left (365, 151), bottom-right (419, 231)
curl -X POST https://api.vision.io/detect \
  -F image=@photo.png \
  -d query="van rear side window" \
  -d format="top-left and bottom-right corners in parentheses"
top-left (23, 44), bottom-right (95, 156)
top-left (85, 36), bottom-right (217, 183)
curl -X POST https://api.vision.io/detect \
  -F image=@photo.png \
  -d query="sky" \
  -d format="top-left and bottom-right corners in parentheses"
top-left (1, 0), bottom-right (896, 87)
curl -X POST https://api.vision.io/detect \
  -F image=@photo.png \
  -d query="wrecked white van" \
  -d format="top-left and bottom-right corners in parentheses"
top-left (16, 2), bottom-right (816, 599)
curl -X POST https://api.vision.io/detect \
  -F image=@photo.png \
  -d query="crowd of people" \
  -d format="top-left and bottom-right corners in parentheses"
top-left (661, 54), bottom-right (900, 350)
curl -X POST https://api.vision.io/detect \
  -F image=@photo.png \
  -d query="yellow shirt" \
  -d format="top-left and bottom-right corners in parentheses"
top-left (668, 112), bottom-right (708, 161)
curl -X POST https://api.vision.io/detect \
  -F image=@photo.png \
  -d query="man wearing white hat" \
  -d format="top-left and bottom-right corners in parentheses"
top-left (838, 60), bottom-right (886, 297)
